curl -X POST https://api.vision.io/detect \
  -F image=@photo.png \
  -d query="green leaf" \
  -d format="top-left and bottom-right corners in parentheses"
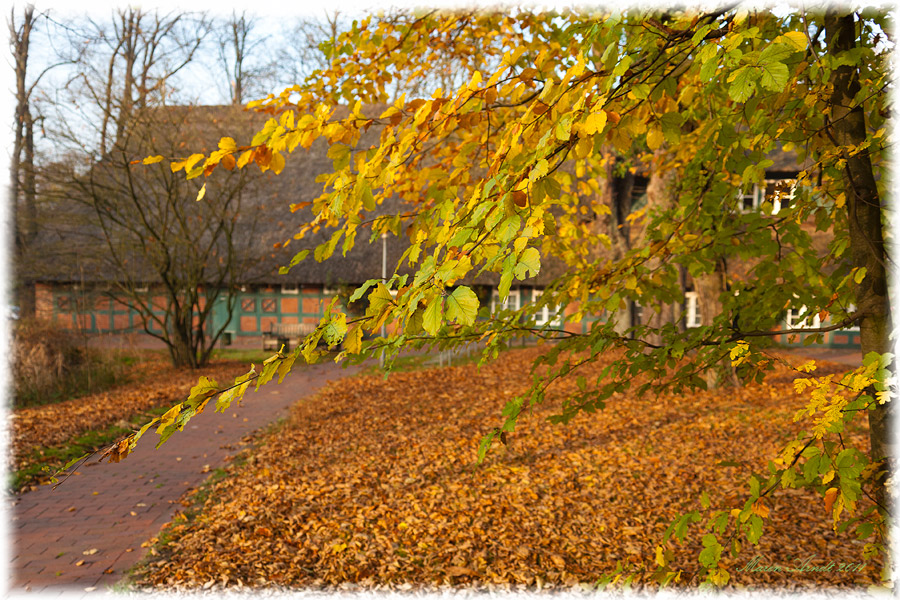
top-left (700, 57), bottom-right (718, 81)
top-left (499, 269), bottom-right (514, 301)
top-left (758, 43), bottom-right (795, 65)
top-left (517, 247), bottom-right (541, 279)
top-left (350, 279), bottom-right (378, 303)
top-left (280, 250), bottom-right (310, 275)
top-left (360, 182), bottom-right (376, 211)
top-left (256, 355), bottom-right (281, 390)
top-left (423, 295), bottom-right (443, 336)
top-left (366, 283), bottom-right (395, 318)
top-left (728, 67), bottom-right (757, 102)
top-left (699, 534), bottom-right (723, 568)
top-left (747, 515), bottom-right (764, 544)
top-left (327, 143), bottom-right (351, 169)
top-left (343, 323), bottom-right (364, 354)
top-left (323, 312), bottom-right (348, 346)
top-left (446, 286), bottom-right (479, 326)
top-left (188, 376), bottom-right (219, 403)
top-left (759, 61), bottom-right (789, 92)
top-left (216, 369), bottom-right (255, 413)
top-left (277, 352), bottom-right (297, 383)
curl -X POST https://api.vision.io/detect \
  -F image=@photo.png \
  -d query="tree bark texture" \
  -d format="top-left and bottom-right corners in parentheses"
top-left (825, 12), bottom-right (893, 511)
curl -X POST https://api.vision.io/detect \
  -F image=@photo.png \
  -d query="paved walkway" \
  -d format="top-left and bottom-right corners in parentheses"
top-left (6, 360), bottom-right (359, 598)
top-left (776, 346), bottom-right (863, 368)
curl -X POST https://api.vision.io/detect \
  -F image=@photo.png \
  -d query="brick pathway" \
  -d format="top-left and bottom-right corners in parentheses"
top-left (7, 361), bottom-right (359, 596)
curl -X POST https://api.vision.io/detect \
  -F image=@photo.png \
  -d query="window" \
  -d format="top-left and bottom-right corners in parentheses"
top-left (532, 290), bottom-right (562, 327)
top-left (740, 180), bottom-right (796, 214)
top-left (844, 304), bottom-right (860, 331)
top-left (739, 184), bottom-right (763, 212)
top-left (281, 284), bottom-right (299, 295)
top-left (491, 288), bottom-right (520, 312)
top-left (786, 306), bottom-right (821, 329)
top-left (684, 291), bottom-right (702, 328)
top-left (767, 179), bottom-right (796, 213)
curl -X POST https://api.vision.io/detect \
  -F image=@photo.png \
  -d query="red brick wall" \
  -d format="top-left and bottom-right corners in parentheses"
top-left (114, 314), bottom-right (130, 330)
top-left (35, 284), bottom-right (53, 319)
top-left (302, 297), bottom-right (321, 314)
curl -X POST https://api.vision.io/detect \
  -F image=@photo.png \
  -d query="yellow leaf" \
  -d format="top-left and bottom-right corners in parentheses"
top-left (583, 110), bottom-right (607, 135)
top-left (196, 183), bottom-right (207, 202)
top-left (780, 31), bottom-right (807, 51)
top-left (142, 155), bottom-right (164, 165)
top-left (824, 487), bottom-right (839, 513)
top-left (270, 151), bottom-right (286, 175)
top-left (709, 568), bottom-right (730, 587)
top-left (529, 159), bottom-right (549, 182)
top-left (218, 137), bottom-right (237, 152)
top-left (647, 127), bottom-right (665, 150)
top-left (184, 153), bottom-right (205, 172)
top-left (468, 70), bottom-right (483, 90)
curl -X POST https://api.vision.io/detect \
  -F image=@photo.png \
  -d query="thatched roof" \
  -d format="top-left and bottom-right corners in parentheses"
top-left (24, 105), bottom-right (811, 290)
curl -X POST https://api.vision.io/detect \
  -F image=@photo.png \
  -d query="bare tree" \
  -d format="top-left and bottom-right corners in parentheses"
top-left (52, 106), bottom-right (266, 368)
top-left (44, 8), bottom-right (209, 157)
top-left (30, 9), bottom-right (269, 368)
top-left (216, 11), bottom-right (276, 105)
top-left (276, 10), bottom-right (344, 86)
top-left (9, 5), bottom-right (68, 317)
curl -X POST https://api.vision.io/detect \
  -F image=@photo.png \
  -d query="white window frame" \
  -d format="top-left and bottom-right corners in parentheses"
top-left (684, 291), bottom-right (702, 328)
top-left (739, 184), bottom-right (762, 212)
top-left (532, 289), bottom-right (562, 327)
top-left (740, 179), bottom-right (797, 214)
top-left (769, 179), bottom-right (796, 214)
top-left (281, 283), bottom-right (299, 295)
top-left (492, 288), bottom-right (521, 312)
top-left (786, 306), bottom-right (821, 329)
top-left (840, 304), bottom-right (860, 331)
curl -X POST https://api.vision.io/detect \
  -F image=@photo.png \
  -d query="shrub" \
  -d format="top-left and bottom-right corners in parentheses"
top-left (12, 318), bottom-right (127, 408)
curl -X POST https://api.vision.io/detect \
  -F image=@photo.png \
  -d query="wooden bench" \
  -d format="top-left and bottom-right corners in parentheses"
top-left (262, 322), bottom-right (317, 352)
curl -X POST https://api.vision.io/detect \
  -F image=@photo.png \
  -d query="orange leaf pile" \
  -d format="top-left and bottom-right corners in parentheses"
top-left (132, 348), bottom-right (880, 592)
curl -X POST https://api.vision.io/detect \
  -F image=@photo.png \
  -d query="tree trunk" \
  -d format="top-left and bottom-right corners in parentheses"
top-left (825, 12), bottom-right (892, 510)
top-left (639, 151), bottom-right (681, 346)
top-left (694, 259), bottom-right (739, 389)
top-left (10, 6), bottom-right (37, 317)
top-left (596, 151), bottom-right (635, 333)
